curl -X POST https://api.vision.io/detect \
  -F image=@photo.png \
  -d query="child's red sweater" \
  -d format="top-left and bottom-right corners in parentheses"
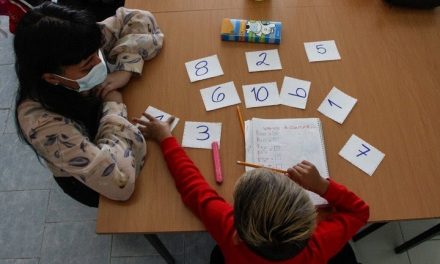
top-left (161, 137), bottom-right (369, 264)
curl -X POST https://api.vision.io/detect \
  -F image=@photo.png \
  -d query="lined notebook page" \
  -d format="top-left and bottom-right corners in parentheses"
top-left (245, 118), bottom-right (329, 205)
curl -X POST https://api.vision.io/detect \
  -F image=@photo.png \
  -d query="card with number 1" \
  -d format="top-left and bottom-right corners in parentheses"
top-left (185, 55), bottom-right (224, 82)
top-left (318, 87), bottom-right (357, 124)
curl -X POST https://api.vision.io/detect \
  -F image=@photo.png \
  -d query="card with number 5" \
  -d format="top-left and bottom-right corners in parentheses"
top-left (185, 55), bottom-right (224, 82)
top-left (182, 121), bottom-right (222, 149)
top-left (304, 40), bottom-right (341, 62)
top-left (318, 87), bottom-right (357, 124)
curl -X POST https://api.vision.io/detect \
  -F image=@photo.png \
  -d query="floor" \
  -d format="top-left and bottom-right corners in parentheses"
top-left (1, 20), bottom-right (440, 264)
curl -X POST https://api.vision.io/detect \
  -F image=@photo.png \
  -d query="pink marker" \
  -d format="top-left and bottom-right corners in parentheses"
top-left (211, 141), bottom-right (223, 184)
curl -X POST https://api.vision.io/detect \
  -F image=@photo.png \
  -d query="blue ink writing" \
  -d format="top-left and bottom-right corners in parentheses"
top-left (196, 125), bottom-right (210, 141)
top-left (211, 86), bottom-right (225, 103)
top-left (356, 144), bottom-right (371, 157)
top-left (288, 87), bottom-right (307, 98)
top-left (316, 44), bottom-right (327, 54)
top-left (155, 115), bottom-right (164, 120)
top-left (195, 60), bottom-right (209, 76)
top-left (256, 52), bottom-right (270, 66)
top-left (251, 86), bottom-right (269, 102)
top-left (328, 99), bottom-right (342, 109)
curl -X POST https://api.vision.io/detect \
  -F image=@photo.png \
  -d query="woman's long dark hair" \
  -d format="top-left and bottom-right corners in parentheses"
top-left (14, 2), bottom-right (104, 152)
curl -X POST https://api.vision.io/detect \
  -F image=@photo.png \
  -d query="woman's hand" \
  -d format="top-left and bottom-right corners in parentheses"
top-left (96, 71), bottom-right (133, 98)
top-left (286, 160), bottom-right (329, 196)
top-left (133, 113), bottom-right (175, 142)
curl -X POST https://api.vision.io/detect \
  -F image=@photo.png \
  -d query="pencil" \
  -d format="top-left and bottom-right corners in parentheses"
top-left (236, 105), bottom-right (245, 138)
top-left (236, 161), bottom-right (288, 174)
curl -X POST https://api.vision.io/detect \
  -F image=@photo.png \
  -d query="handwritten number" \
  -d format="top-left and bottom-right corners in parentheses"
top-left (211, 86), bottom-right (225, 103)
top-left (155, 115), bottom-right (164, 121)
top-left (328, 99), bottom-right (342, 109)
top-left (356, 144), bottom-right (371, 157)
top-left (196, 125), bottom-right (210, 141)
top-left (195, 60), bottom-right (209, 76)
top-left (256, 52), bottom-right (270, 66)
top-left (288, 87), bottom-right (307, 98)
top-left (251, 86), bottom-right (269, 102)
top-left (316, 44), bottom-right (327, 54)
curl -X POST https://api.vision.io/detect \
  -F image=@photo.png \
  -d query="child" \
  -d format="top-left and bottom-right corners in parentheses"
top-left (14, 2), bottom-right (163, 207)
top-left (134, 114), bottom-right (369, 263)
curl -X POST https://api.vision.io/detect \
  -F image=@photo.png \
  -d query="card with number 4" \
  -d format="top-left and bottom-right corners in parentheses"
top-left (245, 49), bottom-right (282, 72)
top-left (182, 121), bottom-right (222, 149)
top-left (339, 134), bottom-right (385, 176)
top-left (304, 40), bottom-right (341, 62)
top-left (185, 55), bottom-right (224, 82)
top-left (318, 87), bottom-right (357, 124)
top-left (139, 106), bottom-right (180, 131)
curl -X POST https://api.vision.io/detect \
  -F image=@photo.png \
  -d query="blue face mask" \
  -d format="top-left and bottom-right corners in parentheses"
top-left (56, 50), bottom-right (108, 92)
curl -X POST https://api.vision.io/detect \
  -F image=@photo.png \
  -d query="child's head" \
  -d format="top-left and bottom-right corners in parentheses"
top-left (233, 168), bottom-right (316, 260)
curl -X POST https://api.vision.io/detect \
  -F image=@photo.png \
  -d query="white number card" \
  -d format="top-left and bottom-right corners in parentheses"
top-left (242, 82), bottom-right (281, 108)
top-left (200, 81), bottom-right (241, 111)
top-left (182, 121), bottom-right (222, 149)
top-left (304, 40), bottom-right (341, 62)
top-left (185, 55), bottom-right (224, 82)
top-left (245, 49), bottom-right (282, 72)
top-left (318, 87), bottom-right (357, 124)
top-left (139, 106), bottom-right (179, 131)
top-left (339, 134), bottom-right (385, 176)
top-left (280, 76), bottom-right (311, 109)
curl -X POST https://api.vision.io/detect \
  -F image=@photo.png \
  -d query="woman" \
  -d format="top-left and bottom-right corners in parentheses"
top-left (13, 2), bottom-right (163, 207)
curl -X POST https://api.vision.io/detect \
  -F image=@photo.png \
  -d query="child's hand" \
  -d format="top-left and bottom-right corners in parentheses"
top-left (286, 160), bottom-right (329, 196)
top-left (96, 71), bottom-right (133, 98)
top-left (133, 113), bottom-right (175, 143)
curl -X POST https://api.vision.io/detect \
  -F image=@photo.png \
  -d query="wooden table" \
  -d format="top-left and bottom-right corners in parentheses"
top-left (97, 0), bottom-right (440, 234)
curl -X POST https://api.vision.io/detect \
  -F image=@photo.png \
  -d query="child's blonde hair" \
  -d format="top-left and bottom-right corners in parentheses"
top-left (233, 168), bottom-right (316, 260)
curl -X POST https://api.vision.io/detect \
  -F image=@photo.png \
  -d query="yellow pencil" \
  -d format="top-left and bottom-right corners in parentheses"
top-left (236, 105), bottom-right (245, 138)
top-left (236, 161), bottom-right (288, 174)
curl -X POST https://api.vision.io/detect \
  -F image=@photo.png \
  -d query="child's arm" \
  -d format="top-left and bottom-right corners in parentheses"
top-left (287, 161), bottom-right (369, 261)
top-left (133, 114), bottom-right (234, 245)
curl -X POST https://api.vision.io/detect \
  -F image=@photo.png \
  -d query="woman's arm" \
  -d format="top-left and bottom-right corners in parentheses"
top-left (99, 7), bottom-right (164, 74)
top-left (18, 100), bottom-right (146, 201)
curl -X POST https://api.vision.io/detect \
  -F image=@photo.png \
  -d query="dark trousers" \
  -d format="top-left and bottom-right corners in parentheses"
top-left (54, 176), bottom-right (100, 208)
top-left (210, 243), bottom-right (358, 264)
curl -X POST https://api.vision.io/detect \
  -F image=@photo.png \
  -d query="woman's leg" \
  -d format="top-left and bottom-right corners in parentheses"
top-left (54, 176), bottom-right (100, 208)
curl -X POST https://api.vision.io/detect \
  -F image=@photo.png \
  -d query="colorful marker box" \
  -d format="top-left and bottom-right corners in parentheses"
top-left (220, 18), bottom-right (282, 44)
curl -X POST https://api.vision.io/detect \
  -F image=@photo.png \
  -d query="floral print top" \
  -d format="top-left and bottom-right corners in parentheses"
top-left (17, 7), bottom-right (164, 201)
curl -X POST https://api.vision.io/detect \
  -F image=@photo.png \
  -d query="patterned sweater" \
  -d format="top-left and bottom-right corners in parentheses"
top-left (17, 8), bottom-right (163, 201)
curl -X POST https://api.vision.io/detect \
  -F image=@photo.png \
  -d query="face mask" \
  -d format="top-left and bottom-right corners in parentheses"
top-left (56, 50), bottom-right (108, 92)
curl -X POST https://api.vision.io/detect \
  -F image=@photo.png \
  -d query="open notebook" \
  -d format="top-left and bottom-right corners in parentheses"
top-left (245, 118), bottom-right (329, 205)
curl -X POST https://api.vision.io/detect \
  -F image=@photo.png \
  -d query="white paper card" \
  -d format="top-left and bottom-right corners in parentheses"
top-left (182, 121), bottom-right (222, 149)
top-left (280, 76), bottom-right (311, 109)
top-left (318, 87), bottom-right (357, 124)
top-left (339, 134), bottom-right (385, 176)
top-left (139, 106), bottom-right (180, 131)
top-left (304, 40), bottom-right (341, 62)
top-left (200, 81), bottom-right (241, 111)
top-left (245, 49), bottom-right (282, 72)
top-left (185, 55), bottom-right (224, 82)
top-left (242, 82), bottom-right (281, 108)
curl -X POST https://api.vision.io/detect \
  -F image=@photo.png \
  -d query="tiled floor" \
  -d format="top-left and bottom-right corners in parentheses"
top-left (1, 21), bottom-right (439, 264)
